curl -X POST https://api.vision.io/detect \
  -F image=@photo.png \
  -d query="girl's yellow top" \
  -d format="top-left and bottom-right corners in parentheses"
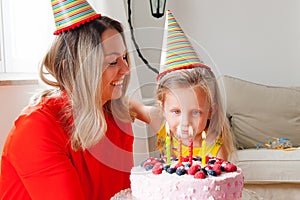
top-left (157, 124), bottom-right (223, 157)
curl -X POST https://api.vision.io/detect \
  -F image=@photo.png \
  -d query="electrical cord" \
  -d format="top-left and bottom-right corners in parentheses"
top-left (127, 0), bottom-right (159, 74)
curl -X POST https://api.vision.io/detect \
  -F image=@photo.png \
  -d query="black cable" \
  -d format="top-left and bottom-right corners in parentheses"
top-left (127, 0), bottom-right (159, 74)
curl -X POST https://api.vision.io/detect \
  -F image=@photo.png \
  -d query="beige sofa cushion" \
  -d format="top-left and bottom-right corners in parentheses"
top-left (237, 149), bottom-right (300, 183)
top-left (221, 75), bottom-right (300, 148)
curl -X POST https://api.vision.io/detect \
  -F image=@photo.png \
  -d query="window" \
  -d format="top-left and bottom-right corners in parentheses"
top-left (0, 0), bottom-right (54, 73)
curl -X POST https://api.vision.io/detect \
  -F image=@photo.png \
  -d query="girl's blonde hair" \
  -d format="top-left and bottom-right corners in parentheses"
top-left (156, 67), bottom-right (236, 160)
top-left (31, 16), bottom-right (131, 151)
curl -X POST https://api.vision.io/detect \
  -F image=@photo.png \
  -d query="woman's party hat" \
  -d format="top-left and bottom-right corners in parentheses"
top-left (157, 10), bottom-right (210, 80)
top-left (51, 0), bottom-right (101, 35)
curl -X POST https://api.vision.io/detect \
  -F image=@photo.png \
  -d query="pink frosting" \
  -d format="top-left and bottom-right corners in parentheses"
top-left (130, 166), bottom-right (244, 200)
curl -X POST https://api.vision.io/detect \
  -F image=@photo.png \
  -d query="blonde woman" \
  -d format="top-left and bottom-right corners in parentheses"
top-left (0, 14), bottom-right (160, 200)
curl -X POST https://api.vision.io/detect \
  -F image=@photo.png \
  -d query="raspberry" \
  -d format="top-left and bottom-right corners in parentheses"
top-left (152, 163), bottom-right (163, 175)
top-left (174, 162), bottom-right (184, 169)
top-left (224, 163), bottom-right (237, 172)
top-left (187, 165), bottom-right (200, 175)
top-left (212, 164), bottom-right (221, 175)
top-left (194, 171), bottom-right (206, 179)
top-left (182, 156), bottom-right (189, 162)
top-left (205, 165), bottom-right (212, 171)
top-left (143, 160), bottom-right (158, 168)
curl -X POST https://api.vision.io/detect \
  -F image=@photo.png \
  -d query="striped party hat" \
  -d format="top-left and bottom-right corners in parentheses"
top-left (51, 0), bottom-right (101, 35)
top-left (157, 10), bottom-right (210, 80)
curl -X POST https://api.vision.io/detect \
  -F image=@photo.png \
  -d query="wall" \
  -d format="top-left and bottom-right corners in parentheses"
top-left (125, 0), bottom-right (300, 88)
top-left (0, 83), bottom-right (40, 153)
top-left (167, 0), bottom-right (300, 87)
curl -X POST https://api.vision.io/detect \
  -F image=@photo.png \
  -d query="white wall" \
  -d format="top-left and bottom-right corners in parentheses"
top-left (0, 84), bottom-right (40, 152)
top-left (167, 0), bottom-right (300, 86)
top-left (122, 0), bottom-right (300, 87)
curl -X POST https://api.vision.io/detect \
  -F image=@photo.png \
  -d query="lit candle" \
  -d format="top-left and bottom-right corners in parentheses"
top-left (179, 139), bottom-right (182, 164)
top-left (201, 131), bottom-right (207, 166)
top-left (188, 126), bottom-right (193, 165)
top-left (177, 126), bottom-right (182, 164)
top-left (165, 122), bottom-right (171, 165)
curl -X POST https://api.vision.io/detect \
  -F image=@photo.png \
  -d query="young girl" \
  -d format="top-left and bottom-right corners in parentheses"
top-left (156, 10), bottom-right (236, 161)
top-left (156, 67), bottom-right (235, 161)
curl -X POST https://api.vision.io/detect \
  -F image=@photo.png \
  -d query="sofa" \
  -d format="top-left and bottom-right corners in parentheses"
top-left (221, 75), bottom-right (300, 200)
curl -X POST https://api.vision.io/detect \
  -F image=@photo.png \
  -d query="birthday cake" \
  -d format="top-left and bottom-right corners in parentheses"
top-left (128, 156), bottom-right (244, 200)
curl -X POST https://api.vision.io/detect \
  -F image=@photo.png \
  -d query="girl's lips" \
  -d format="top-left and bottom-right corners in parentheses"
top-left (181, 130), bottom-right (189, 135)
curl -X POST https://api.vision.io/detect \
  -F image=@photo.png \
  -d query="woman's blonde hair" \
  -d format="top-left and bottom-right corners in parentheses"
top-left (32, 16), bottom-right (131, 151)
top-left (156, 67), bottom-right (236, 160)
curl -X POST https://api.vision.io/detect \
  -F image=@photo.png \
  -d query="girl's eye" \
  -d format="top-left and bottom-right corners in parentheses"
top-left (192, 110), bottom-right (201, 116)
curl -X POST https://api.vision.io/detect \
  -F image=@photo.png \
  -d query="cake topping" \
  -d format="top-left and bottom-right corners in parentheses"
top-left (152, 163), bottom-right (163, 174)
top-left (140, 156), bottom-right (238, 179)
top-left (194, 171), bottom-right (206, 179)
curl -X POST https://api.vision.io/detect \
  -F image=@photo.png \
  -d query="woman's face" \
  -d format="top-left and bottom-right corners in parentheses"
top-left (163, 86), bottom-right (211, 143)
top-left (101, 28), bottom-right (130, 105)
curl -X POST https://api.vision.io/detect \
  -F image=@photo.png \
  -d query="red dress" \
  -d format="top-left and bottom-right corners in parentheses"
top-left (0, 94), bottom-right (134, 200)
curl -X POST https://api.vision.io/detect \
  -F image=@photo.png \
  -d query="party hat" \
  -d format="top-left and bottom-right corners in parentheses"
top-left (157, 10), bottom-right (210, 80)
top-left (51, 0), bottom-right (101, 35)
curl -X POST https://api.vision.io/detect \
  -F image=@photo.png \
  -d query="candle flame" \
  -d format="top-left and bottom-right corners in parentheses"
top-left (165, 122), bottom-right (170, 135)
top-left (202, 131), bottom-right (206, 139)
top-left (188, 126), bottom-right (193, 136)
top-left (176, 125), bottom-right (182, 138)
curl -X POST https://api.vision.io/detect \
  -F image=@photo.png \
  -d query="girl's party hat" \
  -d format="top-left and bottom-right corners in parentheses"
top-left (157, 10), bottom-right (210, 80)
top-left (51, 0), bottom-right (101, 35)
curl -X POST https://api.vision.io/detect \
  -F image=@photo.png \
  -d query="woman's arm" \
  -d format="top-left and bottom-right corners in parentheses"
top-left (5, 114), bottom-right (85, 200)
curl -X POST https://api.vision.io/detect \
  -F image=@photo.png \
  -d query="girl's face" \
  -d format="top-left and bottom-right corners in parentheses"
top-left (101, 28), bottom-right (130, 105)
top-left (163, 86), bottom-right (211, 143)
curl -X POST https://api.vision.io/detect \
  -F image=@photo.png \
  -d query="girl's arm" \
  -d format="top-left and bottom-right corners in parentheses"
top-left (128, 98), bottom-right (164, 132)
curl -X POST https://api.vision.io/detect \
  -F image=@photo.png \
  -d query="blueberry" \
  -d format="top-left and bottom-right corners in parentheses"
top-left (140, 160), bottom-right (147, 167)
top-left (207, 169), bottom-right (217, 176)
top-left (200, 167), bottom-right (208, 175)
top-left (193, 157), bottom-right (201, 161)
top-left (166, 167), bottom-right (176, 174)
top-left (145, 164), bottom-right (154, 171)
top-left (207, 159), bottom-right (216, 165)
top-left (220, 166), bottom-right (225, 172)
top-left (176, 168), bottom-right (186, 176)
top-left (163, 165), bottom-right (170, 171)
top-left (171, 157), bottom-right (178, 161)
top-left (184, 163), bottom-right (191, 170)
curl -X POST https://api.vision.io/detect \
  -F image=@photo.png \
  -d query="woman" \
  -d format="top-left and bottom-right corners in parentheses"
top-left (0, 15), bottom-right (156, 200)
